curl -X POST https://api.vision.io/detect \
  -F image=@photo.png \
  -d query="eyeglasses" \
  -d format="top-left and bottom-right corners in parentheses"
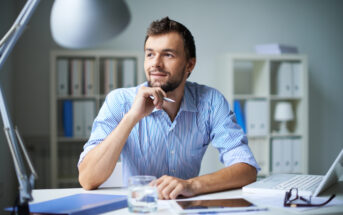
top-left (284, 188), bottom-right (335, 207)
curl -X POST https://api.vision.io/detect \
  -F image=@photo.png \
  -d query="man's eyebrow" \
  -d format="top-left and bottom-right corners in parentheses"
top-left (144, 48), bottom-right (178, 53)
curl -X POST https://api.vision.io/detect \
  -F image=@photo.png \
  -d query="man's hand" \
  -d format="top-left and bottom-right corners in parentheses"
top-left (128, 86), bottom-right (167, 120)
top-left (155, 175), bottom-right (197, 200)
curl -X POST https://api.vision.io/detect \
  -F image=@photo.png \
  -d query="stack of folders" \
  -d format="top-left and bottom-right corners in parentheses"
top-left (272, 137), bottom-right (302, 173)
top-left (276, 62), bottom-right (302, 97)
top-left (103, 58), bottom-right (136, 94)
top-left (57, 59), bottom-right (96, 97)
top-left (62, 100), bottom-right (95, 138)
top-left (244, 100), bottom-right (268, 136)
top-left (249, 139), bottom-right (268, 175)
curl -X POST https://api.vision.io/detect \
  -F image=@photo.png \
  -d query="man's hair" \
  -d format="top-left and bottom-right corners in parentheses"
top-left (144, 17), bottom-right (196, 60)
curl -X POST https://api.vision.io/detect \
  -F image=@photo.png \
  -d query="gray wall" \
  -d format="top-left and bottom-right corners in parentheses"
top-left (1, 0), bottom-right (342, 192)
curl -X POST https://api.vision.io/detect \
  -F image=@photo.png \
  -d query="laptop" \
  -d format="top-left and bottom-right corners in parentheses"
top-left (243, 148), bottom-right (343, 196)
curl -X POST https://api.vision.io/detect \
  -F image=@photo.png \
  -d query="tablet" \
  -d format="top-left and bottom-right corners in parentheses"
top-left (170, 198), bottom-right (261, 214)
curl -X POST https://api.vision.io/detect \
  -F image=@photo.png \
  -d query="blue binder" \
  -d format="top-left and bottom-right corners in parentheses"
top-left (21, 193), bottom-right (127, 214)
top-left (63, 100), bottom-right (73, 137)
top-left (233, 100), bottom-right (246, 133)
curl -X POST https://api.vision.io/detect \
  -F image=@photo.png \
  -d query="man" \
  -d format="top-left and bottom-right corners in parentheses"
top-left (78, 17), bottom-right (259, 200)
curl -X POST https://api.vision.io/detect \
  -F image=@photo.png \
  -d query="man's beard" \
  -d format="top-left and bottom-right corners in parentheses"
top-left (147, 67), bottom-right (186, 92)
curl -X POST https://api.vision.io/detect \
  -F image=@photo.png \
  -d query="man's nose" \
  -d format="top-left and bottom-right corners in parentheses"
top-left (152, 55), bottom-right (163, 68)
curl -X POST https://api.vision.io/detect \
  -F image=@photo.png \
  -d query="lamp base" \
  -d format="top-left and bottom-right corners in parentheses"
top-left (278, 121), bottom-right (290, 134)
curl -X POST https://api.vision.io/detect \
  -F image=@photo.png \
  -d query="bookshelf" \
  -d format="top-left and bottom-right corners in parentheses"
top-left (217, 54), bottom-right (308, 177)
top-left (50, 50), bottom-right (144, 188)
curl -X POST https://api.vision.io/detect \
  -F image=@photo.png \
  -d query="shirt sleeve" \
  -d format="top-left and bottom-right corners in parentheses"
top-left (78, 90), bottom-right (126, 165)
top-left (209, 90), bottom-right (260, 172)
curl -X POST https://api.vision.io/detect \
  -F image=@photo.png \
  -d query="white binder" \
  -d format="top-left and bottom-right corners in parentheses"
top-left (84, 59), bottom-right (95, 96)
top-left (122, 59), bottom-right (135, 88)
top-left (245, 100), bottom-right (257, 135)
top-left (283, 138), bottom-right (292, 173)
top-left (255, 100), bottom-right (268, 136)
top-left (277, 62), bottom-right (292, 96)
top-left (57, 59), bottom-right (69, 96)
top-left (104, 59), bottom-right (118, 94)
top-left (272, 138), bottom-right (283, 173)
top-left (249, 138), bottom-right (268, 175)
top-left (83, 100), bottom-right (96, 138)
top-left (73, 101), bottom-right (84, 137)
top-left (291, 138), bottom-right (302, 173)
top-left (71, 59), bottom-right (82, 96)
top-left (292, 63), bottom-right (302, 97)
top-left (245, 100), bottom-right (268, 136)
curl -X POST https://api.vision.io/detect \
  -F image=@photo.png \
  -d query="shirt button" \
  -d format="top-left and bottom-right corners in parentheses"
top-left (171, 150), bottom-right (175, 154)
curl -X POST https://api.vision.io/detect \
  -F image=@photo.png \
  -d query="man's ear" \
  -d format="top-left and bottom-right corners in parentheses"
top-left (186, 58), bottom-right (196, 77)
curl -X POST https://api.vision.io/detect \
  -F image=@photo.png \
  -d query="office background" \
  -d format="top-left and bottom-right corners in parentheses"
top-left (0, 0), bottom-right (342, 209)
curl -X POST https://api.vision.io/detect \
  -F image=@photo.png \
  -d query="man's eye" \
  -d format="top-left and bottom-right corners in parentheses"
top-left (146, 53), bottom-right (153, 57)
top-left (165, 53), bottom-right (174, 58)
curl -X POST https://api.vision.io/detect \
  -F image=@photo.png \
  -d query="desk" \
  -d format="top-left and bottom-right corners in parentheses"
top-left (32, 182), bottom-right (343, 215)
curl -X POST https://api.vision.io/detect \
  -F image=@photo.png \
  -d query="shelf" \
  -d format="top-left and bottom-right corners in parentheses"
top-left (57, 137), bottom-right (89, 142)
top-left (217, 53), bottom-right (308, 176)
top-left (233, 95), bottom-right (268, 100)
top-left (51, 50), bottom-right (144, 188)
top-left (57, 95), bottom-right (99, 100)
top-left (270, 133), bottom-right (302, 138)
top-left (270, 95), bottom-right (303, 100)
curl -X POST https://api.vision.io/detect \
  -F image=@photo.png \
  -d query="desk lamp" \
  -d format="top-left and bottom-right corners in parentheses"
top-left (274, 102), bottom-right (294, 134)
top-left (0, 0), bottom-right (130, 214)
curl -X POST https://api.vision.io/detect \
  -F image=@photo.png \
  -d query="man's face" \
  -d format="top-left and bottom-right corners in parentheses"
top-left (144, 32), bottom-right (189, 92)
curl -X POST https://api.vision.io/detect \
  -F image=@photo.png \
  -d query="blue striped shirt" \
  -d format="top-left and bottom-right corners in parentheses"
top-left (79, 81), bottom-right (259, 184)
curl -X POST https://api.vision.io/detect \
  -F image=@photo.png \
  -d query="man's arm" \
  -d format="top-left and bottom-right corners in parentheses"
top-left (156, 162), bottom-right (257, 200)
top-left (78, 86), bottom-right (167, 190)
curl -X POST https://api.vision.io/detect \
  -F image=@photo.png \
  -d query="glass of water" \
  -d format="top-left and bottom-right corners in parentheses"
top-left (128, 175), bottom-right (158, 213)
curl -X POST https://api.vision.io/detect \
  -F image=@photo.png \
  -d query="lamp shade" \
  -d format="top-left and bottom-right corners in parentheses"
top-left (50, 0), bottom-right (130, 49)
top-left (274, 102), bottom-right (294, 121)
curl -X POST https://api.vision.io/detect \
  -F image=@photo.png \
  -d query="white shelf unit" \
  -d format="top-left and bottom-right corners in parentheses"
top-left (50, 50), bottom-right (144, 188)
top-left (217, 54), bottom-right (308, 177)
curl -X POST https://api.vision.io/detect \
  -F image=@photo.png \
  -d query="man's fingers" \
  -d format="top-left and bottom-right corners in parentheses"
top-left (160, 179), bottom-right (178, 200)
top-left (169, 183), bottom-right (184, 199)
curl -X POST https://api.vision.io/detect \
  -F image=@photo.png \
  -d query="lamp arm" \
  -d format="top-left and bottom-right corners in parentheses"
top-left (0, 0), bottom-right (41, 212)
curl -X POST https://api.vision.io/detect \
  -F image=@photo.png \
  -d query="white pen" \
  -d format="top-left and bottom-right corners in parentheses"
top-left (149, 96), bottom-right (175, 103)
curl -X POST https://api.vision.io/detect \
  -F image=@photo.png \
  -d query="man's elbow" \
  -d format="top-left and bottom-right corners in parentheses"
top-left (245, 164), bottom-right (258, 185)
top-left (78, 166), bottom-right (100, 190)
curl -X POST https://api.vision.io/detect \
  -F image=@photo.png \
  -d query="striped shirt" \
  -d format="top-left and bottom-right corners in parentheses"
top-left (79, 81), bottom-right (259, 185)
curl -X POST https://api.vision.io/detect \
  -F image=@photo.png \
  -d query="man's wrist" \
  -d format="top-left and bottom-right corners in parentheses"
top-left (123, 111), bottom-right (141, 126)
top-left (188, 178), bottom-right (202, 196)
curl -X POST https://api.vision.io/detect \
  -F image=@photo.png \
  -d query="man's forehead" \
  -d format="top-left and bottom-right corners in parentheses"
top-left (145, 32), bottom-right (183, 50)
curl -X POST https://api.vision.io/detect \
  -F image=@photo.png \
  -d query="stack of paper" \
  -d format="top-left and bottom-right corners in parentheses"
top-left (255, 43), bottom-right (298, 54)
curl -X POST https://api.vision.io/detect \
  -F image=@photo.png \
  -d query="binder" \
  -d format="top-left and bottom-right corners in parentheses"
top-left (62, 100), bottom-right (73, 137)
top-left (255, 100), bottom-right (268, 136)
top-left (283, 138), bottom-right (292, 173)
top-left (73, 101), bottom-right (84, 137)
top-left (84, 59), bottom-right (95, 96)
top-left (83, 100), bottom-right (96, 137)
top-left (291, 138), bottom-right (302, 173)
top-left (122, 59), bottom-right (136, 88)
top-left (292, 63), bottom-right (302, 97)
top-left (245, 100), bottom-right (257, 135)
top-left (104, 59), bottom-right (118, 94)
top-left (272, 138), bottom-right (283, 173)
top-left (12, 194), bottom-right (127, 215)
top-left (249, 139), bottom-right (267, 175)
top-left (57, 59), bottom-right (69, 96)
top-left (233, 100), bottom-right (246, 133)
top-left (245, 100), bottom-right (268, 136)
top-left (71, 59), bottom-right (82, 96)
top-left (277, 62), bottom-right (292, 96)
